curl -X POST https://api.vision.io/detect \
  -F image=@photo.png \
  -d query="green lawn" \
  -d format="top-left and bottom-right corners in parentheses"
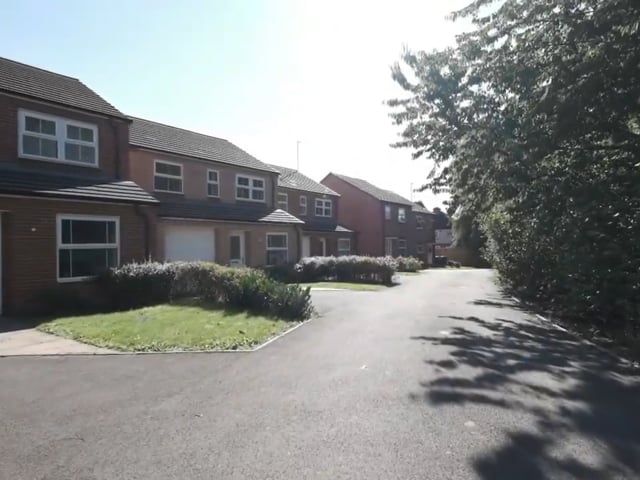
top-left (296, 282), bottom-right (384, 291)
top-left (37, 301), bottom-right (295, 352)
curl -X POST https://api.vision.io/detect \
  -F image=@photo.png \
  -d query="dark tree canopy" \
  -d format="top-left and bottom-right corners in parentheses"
top-left (388, 0), bottom-right (640, 333)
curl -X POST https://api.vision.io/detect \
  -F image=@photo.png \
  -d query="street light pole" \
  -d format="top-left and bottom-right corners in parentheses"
top-left (296, 140), bottom-right (301, 171)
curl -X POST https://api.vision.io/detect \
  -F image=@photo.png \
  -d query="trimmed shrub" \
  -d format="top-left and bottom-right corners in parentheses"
top-left (296, 256), bottom-right (398, 285)
top-left (99, 261), bottom-right (312, 320)
top-left (395, 256), bottom-right (423, 272)
top-left (98, 262), bottom-right (178, 310)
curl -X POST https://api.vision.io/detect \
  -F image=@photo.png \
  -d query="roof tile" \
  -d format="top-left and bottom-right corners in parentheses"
top-left (327, 173), bottom-right (414, 206)
top-left (129, 117), bottom-right (277, 173)
top-left (158, 201), bottom-right (304, 224)
top-left (0, 57), bottom-right (126, 118)
top-left (269, 164), bottom-right (339, 196)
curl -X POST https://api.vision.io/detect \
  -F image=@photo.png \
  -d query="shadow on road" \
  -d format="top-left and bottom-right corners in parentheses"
top-left (411, 306), bottom-right (640, 479)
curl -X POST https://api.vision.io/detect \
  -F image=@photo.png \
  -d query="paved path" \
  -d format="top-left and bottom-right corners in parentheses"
top-left (0, 328), bottom-right (114, 356)
top-left (1, 270), bottom-right (639, 479)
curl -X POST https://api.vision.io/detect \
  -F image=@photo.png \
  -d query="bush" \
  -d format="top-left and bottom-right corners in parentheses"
top-left (98, 262), bottom-right (178, 310)
top-left (395, 256), bottom-right (423, 272)
top-left (99, 261), bottom-right (312, 320)
top-left (296, 256), bottom-right (397, 285)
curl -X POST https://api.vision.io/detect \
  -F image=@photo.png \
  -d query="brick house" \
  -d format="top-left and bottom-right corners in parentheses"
top-left (321, 173), bottom-right (435, 263)
top-left (0, 57), bottom-right (157, 315)
top-left (128, 117), bottom-right (304, 267)
top-left (269, 165), bottom-right (355, 257)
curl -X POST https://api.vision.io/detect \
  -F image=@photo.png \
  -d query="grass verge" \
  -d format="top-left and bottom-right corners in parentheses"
top-left (296, 282), bottom-right (384, 291)
top-left (37, 300), bottom-right (295, 352)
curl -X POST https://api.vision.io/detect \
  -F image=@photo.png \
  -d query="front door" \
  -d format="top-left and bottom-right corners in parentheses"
top-left (384, 237), bottom-right (396, 256)
top-left (302, 236), bottom-right (311, 258)
top-left (319, 238), bottom-right (327, 256)
top-left (229, 232), bottom-right (245, 267)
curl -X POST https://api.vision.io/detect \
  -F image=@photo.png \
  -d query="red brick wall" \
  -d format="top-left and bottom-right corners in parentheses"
top-left (0, 93), bottom-right (129, 178)
top-left (321, 174), bottom-right (384, 256)
top-left (0, 196), bottom-right (150, 315)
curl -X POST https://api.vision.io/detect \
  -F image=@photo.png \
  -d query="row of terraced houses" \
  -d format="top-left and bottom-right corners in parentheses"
top-left (0, 57), bottom-right (435, 315)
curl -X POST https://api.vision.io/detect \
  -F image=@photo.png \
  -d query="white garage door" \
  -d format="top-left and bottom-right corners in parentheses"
top-left (164, 225), bottom-right (215, 262)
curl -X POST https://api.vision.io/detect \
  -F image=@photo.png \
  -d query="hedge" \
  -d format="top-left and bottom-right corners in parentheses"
top-left (395, 256), bottom-right (423, 272)
top-left (98, 262), bottom-right (312, 321)
top-left (295, 256), bottom-right (398, 285)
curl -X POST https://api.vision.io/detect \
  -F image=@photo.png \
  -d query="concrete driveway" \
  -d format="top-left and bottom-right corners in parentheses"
top-left (1, 270), bottom-right (639, 479)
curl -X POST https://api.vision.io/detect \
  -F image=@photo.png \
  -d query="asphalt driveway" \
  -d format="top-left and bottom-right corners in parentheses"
top-left (1, 270), bottom-right (639, 479)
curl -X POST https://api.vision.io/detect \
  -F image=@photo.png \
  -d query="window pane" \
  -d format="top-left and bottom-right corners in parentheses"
top-left (300, 197), bottom-right (306, 205)
top-left (267, 250), bottom-right (287, 266)
top-left (252, 178), bottom-right (264, 188)
top-left (41, 138), bottom-right (57, 157)
top-left (267, 234), bottom-right (287, 248)
top-left (25, 116), bottom-right (55, 135)
top-left (22, 135), bottom-right (39, 155)
top-left (252, 190), bottom-right (265, 201)
top-left (237, 177), bottom-right (249, 186)
top-left (154, 176), bottom-right (168, 191)
top-left (237, 186), bottom-right (250, 198)
top-left (156, 162), bottom-right (181, 176)
top-left (168, 178), bottom-right (182, 192)
top-left (80, 145), bottom-right (96, 164)
top-left (69, 248), bottom-right (116, 277)
top-left (107, 221), bottom-right (116, 244)
top-left (67, 125), bottom-right (80, 140)
top-left (65, 143), bottom-right (80, 161)
top-left (208, 183), bottom-right (219, 197)
top-left (208, 170), bottom-right (218, 182)
top-left (70, 219), bottom-right (108, 244)
top-left (80, 127), bottom-right (94, 142)
top-left (59, 249), bottom-right (71, 278)
top-left (61, 220), bottom-right (72, 244)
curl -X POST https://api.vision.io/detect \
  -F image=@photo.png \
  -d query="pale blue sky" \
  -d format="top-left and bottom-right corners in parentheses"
top-left (2, 0), bottom-right (466, 208)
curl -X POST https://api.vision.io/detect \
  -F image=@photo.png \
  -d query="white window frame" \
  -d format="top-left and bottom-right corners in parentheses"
top-left (154, 160), bottom-right (183, 194)
top-left (315, 198), bottom-right (332, 217)
top-left (398, 207), bottom-right (407, 223)
top-left (384, 205), bottom-right (391, 220)
top-left (299, 195), bottom-right (307, 216)
top-left (18, 109), bottom-right (99, 167)
top-left (266, 232), bottom-right (289, 266)
top-left (56, 214), bottom-right (120, 283)
top-left (207, 169), bottom-right (220, 198)
top-left (277, 192), bottom-right (288, 211)
top-left (384, 237), bottom-right (396, 256)
top-left (337, 238), bottom-right (351, 256)
top-left (235, 174), bottom-right (266, 202)
top-left (416, 215), bottom-right (425, 230)
top-left (397, 238), bottom-right (407, 256)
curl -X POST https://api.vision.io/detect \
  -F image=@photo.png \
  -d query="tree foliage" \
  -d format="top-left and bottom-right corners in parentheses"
top-left (388, 0), bottom-right (640, 333)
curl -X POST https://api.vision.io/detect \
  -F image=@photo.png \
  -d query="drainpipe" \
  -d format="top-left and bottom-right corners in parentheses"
top-left (134, 204), bottom-right (152, 260)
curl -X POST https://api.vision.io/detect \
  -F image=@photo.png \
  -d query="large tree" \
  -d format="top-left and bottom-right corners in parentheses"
top-left (388, 0), bottom-right (640, 332)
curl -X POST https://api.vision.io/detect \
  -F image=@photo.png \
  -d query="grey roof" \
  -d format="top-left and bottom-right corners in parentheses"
top-left (303, 219), bottom-right (352, 233)
top-left (412, 202), bottom-right (432, 214)
top-left (0, 57), bottom-right (126, 118)
top-left (269, 164), bottom-right (339, 196)
top-left (129, 117), bottom-right (277, 173)
top-left (327, 173), bottom-right (413, 206)
top-left (159, 201), bottom-right (304, 224)
top-left (0, 163), bottom-right (157, 204)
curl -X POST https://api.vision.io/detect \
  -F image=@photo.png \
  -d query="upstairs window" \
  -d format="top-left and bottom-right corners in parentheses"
top-left (207, 169), bottom-right (220, 197)
top-left (384, 205), bottom-right (391, 220)
top-left (299, 196), bottom-right (307, 215)
top-left (236, 175), bottom-right (265, 202)
top-left (417, 215), bottom-right (425, 229)
top-left (315, 198), bottom-right (332, 217)
top-left (154, 160), bottom-right (183, 193)
top-left (19, 110), bottom-right (98, 166)
top-left (277, 192), bottom-right (288, 211)
top-left (398, 208), bottom-right (407, 223)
